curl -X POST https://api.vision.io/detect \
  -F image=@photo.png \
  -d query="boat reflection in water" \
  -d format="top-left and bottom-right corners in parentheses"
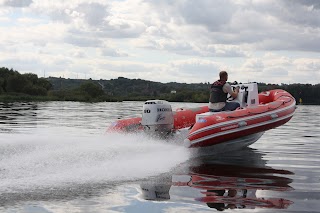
top-left (139, 148), bottom-right (294, 210)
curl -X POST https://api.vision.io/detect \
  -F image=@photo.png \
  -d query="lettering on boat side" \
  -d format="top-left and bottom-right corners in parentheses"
top-left (221, 124), bottom-right (238, 131)
top-left (198, 119), bottom-right (207, 123)
top-left (238, 121), bottom-right (247, 127)
top-left (215, 115), bottom-right (225, 121)
top-left (270, 114), bottom-right (278, 119)
top-left (157, 108), bottom-right (171, 112)
top-left (144, 109), bottom-right (151, 113)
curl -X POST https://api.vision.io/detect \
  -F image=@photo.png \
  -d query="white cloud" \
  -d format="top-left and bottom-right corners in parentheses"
top-left (2, 0), bottom-right (33, 8)
top-left (100, 48), bottom-right (129, 57)
top-left (64, 35), bottom-right (103, 47)
top-left (240, 58), bottom-right (265, 73)
top-left (76, 2), bottom-right (108, 26)
top-left (0, 16), bottom-right (9, 22)
top-left (69, 49), bottom-right (87, 58)
top-left (0, 0), bottom-right (319, 84)
top-left (202, 45), bottom-right (248, 57)
top-left (178, 0), bottom-right (236, 31)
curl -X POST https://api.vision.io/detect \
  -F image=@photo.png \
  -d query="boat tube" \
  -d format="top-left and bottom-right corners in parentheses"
top-left (107, 83), bottom-right (296, 150)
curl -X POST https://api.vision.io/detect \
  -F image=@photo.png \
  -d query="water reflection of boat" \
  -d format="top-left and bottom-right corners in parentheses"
top-left (139, 148), bottom-right (294, 210)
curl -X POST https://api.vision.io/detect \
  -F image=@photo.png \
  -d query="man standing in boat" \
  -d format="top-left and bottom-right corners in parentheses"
top-left (209, 71), bottom-right (240, 112)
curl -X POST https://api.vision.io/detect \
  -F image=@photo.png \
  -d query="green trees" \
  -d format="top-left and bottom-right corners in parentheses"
top-left (0, 67), bottom-right (52, 97)
top-left (80, 81), bottom-right (104, 99)
top-left (47, 81), bottom-right (109, 102)
top-left (0, 67), bottom-right (16, 93)
top-left (1, 67), bottom-right (320, 104)
top-left (47, 77), bottom-right (320, 104)
top-left (6, 73), bottom-right (29, 93)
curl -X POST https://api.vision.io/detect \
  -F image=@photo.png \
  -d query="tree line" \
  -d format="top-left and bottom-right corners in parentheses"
top-left (1, 67), bottom-right (319, 104)
top-left (0, 67), bottom-right (52, 96)
top-left (0, 67), bottom-right (110, 102)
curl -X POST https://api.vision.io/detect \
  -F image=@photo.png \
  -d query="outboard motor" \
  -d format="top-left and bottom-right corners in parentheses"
top-left (141, 100), bottom-right (174, 135)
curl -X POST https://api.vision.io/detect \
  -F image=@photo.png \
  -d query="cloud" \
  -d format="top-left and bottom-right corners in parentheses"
top-left (0, 21), bottom-right (67, 53)
top-left (144, 0), bottom-right (320, 53)
top-left (29, 1), bottom-right (146, 39)
top-left (136, 38), bottom-right (197, 55)
top-left (94, 58), bottom-right (223, 83)
top-left (134, 37), bottom-right (248, 57)
top-left (69, 49), bottom-right (87, 58)
top-left (64, 35), bottom-right (103, 47)
top-left (202, 45), bottom-right (248, 57)
top-left (76, 3), bottom-right (108, 26)
top-left (0, 0), bottom-right (319, 84)
top-left (1, 57), bottom-right (44, 70)
top-left (164, 58), bottom-right (228, 83)
top-left (178, 0), bottom-right (236, 32)
top-left (99, 18), bottom-right (146, 38)
top-left (100, 48), bottom-right (129, 57)
top-left (29, 1), bottom-right (108, 24)
top-left (169, 58), bottom-right (221, 75)
top-left (2, 0), bottom-right (33, 8)
top-left (277, 0), bottom-right (320, 27)
top-left (293, 58), bottom-right (320, 72)
top-left (240, 58), bottom-right (265, 73)
top-left (290, 58), bottom-right (320, 83)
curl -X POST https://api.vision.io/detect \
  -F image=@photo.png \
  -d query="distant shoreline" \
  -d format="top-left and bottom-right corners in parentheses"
top-left (1, 68), bottom-right (319, 105)
top-left (0, 94), bottom-right (120, 103)
top-left (1, 94), bottom-right (319, 105)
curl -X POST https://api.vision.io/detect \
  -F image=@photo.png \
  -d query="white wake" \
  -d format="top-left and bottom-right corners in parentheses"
top-left (0, 129), bottom-right (189, 193)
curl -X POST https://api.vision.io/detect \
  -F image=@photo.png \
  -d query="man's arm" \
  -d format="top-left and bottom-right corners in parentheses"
top-left (224, 84), bottom-right (239, 98)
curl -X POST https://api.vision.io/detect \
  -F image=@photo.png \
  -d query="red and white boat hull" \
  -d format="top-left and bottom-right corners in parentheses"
top-left (107, 87), bottom-right (296, 151)
top-left (184, 90), bottom-right (296, 148)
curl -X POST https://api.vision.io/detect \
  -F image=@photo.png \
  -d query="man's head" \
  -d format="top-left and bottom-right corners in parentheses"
top-left (219, 71), bottom-right (228, 81)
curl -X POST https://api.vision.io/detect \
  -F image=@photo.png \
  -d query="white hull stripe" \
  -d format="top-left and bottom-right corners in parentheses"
top-left (189, 101), bottom-right (296, 137)
top-left (190, 111), bottom-right (295, 146)
top-left (193, 132), bottom-right (265, 151)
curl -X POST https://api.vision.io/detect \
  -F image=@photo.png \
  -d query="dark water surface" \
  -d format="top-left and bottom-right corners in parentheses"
top-left (0, 102), bottom-right (319, 213)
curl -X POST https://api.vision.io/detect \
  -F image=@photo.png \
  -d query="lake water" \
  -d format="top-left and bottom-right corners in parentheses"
top-left (0, 102), bottom-right (319, 213)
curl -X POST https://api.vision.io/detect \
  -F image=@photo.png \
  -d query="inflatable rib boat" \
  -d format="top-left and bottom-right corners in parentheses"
top-left (108, 83), bottom-right (296, 150)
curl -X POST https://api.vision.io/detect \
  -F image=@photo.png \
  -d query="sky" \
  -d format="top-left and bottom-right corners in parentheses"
top-left (0, 0), bottom-right (319, 84)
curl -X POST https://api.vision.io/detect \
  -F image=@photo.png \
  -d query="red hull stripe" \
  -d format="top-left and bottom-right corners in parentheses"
top-left (189, 101), bottom-right (296, 137)
top-left (189, 110), bottom-right (295, 146)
